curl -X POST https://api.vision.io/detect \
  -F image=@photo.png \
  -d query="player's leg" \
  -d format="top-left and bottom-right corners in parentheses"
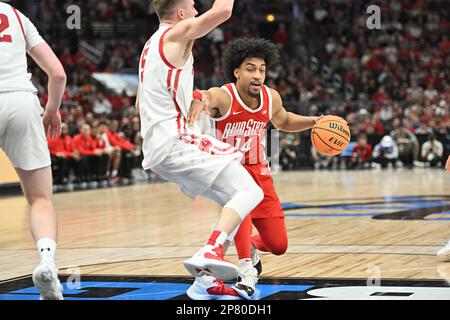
top-left (2, 92), bottom-right (63, 300)
top-left (16, 167), bottom-right (63, 300)
top-left (186, 180), bottom-right (254, 300)
top-left (231, 215), bottom-right (260, 299)
top-left (16, 167), bottom-right (57, 242)
top-left (233, 215), bottom-right (253, 269)
top-left (252, 217), bottom-right (288, 256)
top-left (183, 159), bottom-right (264, 280)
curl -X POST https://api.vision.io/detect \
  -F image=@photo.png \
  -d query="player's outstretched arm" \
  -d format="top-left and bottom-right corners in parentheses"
top-left (168, 0), bottom-right (234, 42)
top-left (270, 89), bottom-right (320, 132)
top-left (29, 42), bottom-right (67, 138)
top-left (187, 87), bottom-right (231, 126)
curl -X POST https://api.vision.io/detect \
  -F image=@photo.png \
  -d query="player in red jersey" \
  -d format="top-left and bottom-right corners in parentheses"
top-left (187, 38), bottom-right (321, 299)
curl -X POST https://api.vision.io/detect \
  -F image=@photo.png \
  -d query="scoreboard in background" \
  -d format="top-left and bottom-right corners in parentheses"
top-left (0, 150), bottom-right (19, 185)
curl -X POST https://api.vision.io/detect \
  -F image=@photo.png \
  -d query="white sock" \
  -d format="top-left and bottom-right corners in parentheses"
top-left (36, 238), bottom-right (56, 262)
top-left (207, 230), bottom-right (229, 248)
top-left (111, 169), bottom-right (118, 177)
top-left (239, 258), bottom-right (253, 270)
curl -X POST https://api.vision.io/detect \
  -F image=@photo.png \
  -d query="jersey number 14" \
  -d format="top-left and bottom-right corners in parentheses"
top-left (234, 137), bottom-right (253, 153)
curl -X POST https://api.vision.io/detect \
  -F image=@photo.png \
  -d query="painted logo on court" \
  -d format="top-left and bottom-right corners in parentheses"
top-left (0, 276), bottom-right (448, 300)
top-left (282, 195), bottom-right (450, 221)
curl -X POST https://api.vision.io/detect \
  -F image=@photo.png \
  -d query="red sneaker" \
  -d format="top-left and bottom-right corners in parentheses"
top-left (187, 276), bottom-right (242, 300)
top-left (184, 245), bottom-right (239, 280)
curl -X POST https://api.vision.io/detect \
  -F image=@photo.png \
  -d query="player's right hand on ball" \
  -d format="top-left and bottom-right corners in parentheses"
top-left (43, 108), bottom-right (62, 139)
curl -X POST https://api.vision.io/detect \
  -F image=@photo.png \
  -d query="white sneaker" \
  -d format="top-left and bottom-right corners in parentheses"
top-left (437, 240), bottom-right (450, 262)
top-left (186, 276), bottom-right (242, 300)
top-left (232, 266), bottom-right (258, 300)
top-left (32, 261), bottom-right (64, 300)
top-left (184, 245), bottom-right (239, 281)
top-left (79, 182), bottom-right (88, 189)
top-left (251, 244), bottom-right (262, 275)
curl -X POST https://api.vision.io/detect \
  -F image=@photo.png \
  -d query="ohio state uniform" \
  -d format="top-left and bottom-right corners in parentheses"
top-left (213, 83), bottom-right (284, 218)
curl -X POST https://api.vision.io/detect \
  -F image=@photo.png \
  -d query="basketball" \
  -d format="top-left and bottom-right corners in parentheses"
top-left (311, 115), bottom-right (351, 156)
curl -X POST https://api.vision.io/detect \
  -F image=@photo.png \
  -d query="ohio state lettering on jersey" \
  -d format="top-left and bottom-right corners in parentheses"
top-left (214, 83), bottom-right (273, 165)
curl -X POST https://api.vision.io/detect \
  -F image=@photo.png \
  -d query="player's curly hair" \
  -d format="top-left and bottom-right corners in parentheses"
top-left (222, 38), bottom-right (279, 83)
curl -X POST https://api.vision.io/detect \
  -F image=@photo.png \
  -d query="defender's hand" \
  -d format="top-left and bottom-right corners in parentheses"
top-left (188, 94), bottom-right (210, 127)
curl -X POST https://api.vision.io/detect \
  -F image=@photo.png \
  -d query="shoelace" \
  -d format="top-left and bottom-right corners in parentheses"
top-left (240, 268), bottom-right (258, 287)
top-left (213, 279), bottom-right (226, 289)
top-left (212, 245), bottom-right (224, 259)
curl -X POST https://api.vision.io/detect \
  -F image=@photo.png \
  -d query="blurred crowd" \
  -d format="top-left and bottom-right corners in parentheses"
top-left (11, 0), bottom-right (449, 189)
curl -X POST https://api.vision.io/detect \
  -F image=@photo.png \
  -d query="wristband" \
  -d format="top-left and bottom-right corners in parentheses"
top-left (193, 90), bottom-right (203, 101)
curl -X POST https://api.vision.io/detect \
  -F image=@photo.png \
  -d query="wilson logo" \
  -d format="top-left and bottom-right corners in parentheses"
top-left (329, 123), bottom-right (350, 138)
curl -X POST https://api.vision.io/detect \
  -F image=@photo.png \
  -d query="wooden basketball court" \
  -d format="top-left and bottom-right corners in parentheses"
top-left (1, 169), bottom-right (449, 299)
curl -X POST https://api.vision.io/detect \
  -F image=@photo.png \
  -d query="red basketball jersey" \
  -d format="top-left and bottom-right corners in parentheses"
top-left (213, 83), bottom-right (273, 165)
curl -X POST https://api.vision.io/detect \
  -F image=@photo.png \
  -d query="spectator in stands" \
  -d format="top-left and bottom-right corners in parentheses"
top-left (421, 133), bottom-right (444, 167)
top-left (47, 123), bottom-right (75, 190)
top-left (101, 120), bottom-right (136, 183)
top-left (372, 135), bottom-right (399, 169)
top-left (72, 124), bottom-right (105, 189)
top-left (280, 135), bottom-right (300, 170)
top-left (91, 125), bottom-right (110, 187)
top-left (93, 92), bottom-right (113, 116)
top-left (406, 80), bottom-right (424, 104)
top-left (390, 119), bottom-right (419, 168)
top-left (349, 134), bottom-right (373, 169)
top-left (98, 121), bottom-right (122, 181)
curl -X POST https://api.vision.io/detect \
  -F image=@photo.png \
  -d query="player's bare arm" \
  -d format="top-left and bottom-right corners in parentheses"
top-left (29, 42), bottom-right (66, 138)
top-left (270, 89), bottom-right (320, 132)
top-left (163, 0), bottom-right (234, 67)
top-left (187, 87), bottom-right (231, 126)
top-left (135, 85), bottom-right (141, 114)
top-left (446, 156), bottom-right (450, 173)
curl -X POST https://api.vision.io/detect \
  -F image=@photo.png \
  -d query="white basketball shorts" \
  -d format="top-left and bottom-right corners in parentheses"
top-left (150, 133), bottom-right (243, 199)
top-left (0, 91), bottom-right (51, 171)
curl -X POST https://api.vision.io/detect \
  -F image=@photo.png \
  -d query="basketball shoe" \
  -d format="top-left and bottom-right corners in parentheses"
top-left (186, 276), bottom-right (242, 300)
top-left (184, 244), bottom-right (239, 280)
top-left (437, 240), bottom-right (450, 262)
top-left (32, 260), bottom-right (63, 300)
top-left (251, 243), bottom-right (262, 275)
top-left (232, 266), bottom-right (258, 300)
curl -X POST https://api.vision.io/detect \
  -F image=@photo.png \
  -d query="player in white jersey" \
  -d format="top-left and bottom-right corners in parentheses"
top-left (0, 2), bottom-right (66, 299)
top-left (137, 0), bottom-right (264, 282)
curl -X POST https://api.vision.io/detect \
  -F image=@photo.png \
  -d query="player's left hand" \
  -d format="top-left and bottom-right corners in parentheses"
top-left (43, 108), bottom-right (62, 139)
top-left (188, 94), bottom-right (210, 127)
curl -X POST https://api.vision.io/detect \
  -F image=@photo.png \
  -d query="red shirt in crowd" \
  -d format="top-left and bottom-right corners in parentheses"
top-left (72, 134), bottom-right (97, 156)
top-left (352, 144), bottom-right (373, 162)
top-left (105, 129), bottom-right (135, 151)
top-left (47, 134), bottom-right (74, 157)
top-left (92, 134), bottom-right (106, 150)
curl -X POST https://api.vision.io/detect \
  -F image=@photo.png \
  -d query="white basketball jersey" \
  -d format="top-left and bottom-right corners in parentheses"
top-left (139, 25), bottom-right (200, 168)
top-left (0, 3), bottom-right (44, 93)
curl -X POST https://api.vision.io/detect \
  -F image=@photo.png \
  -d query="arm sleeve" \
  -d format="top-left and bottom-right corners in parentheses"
top-left (18, 10), bottom-right (45, 52)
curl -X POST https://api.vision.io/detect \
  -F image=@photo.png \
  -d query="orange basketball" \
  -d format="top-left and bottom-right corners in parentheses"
top-left (311, 115), bottom-right (351, 156)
